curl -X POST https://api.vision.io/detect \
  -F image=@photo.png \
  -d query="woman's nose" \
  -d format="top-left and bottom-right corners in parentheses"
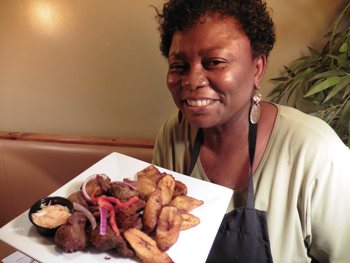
top-left (181, 68), bottom-right (208, 89)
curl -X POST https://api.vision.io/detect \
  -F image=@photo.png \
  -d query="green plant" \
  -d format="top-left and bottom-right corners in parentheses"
top-left (269, 3), bottom-right (350, 147)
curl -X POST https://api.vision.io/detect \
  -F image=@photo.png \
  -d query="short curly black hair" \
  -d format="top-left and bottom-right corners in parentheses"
top-left (154, 0), bottom-right (276, 59)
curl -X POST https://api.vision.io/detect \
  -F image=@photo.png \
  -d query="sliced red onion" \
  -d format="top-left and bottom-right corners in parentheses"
top-left (99, 206), bottom-right (107, 235)
top-left (73, 202), bottom-right (97, 230)
top-left (111, 181), bottom-right (138, 189)
top-left (81, 173), bottom-right (109, 203)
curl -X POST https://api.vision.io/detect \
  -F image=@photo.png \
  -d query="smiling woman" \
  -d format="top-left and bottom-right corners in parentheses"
top-left (151, 0), bottom-right (350, 262)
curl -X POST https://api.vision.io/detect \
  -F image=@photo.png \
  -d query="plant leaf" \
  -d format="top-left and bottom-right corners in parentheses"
top-left (293, 86), bottom-right (301, 107)
top-left (302, 96), bottom-right (323, 105)
top-left (284, 66), bottom-right (296, 77)
top-left (339, 42), bottom-right (348, 53)
top-left (308, 46), bottom-right (320, 57)
top-left (307, 69), bottom-right (346, 82)
top-left (267, 82), bottom-right (287, 97)
top-left (327, 54), bottom-right (350, 67)
top-left (304, 76), bottom-right (342, 97)
top-left (324, 75), bottom-right (350, 102)
top-left (289, 68), bottom-right (314, 88)
top-left (343, 84), bottom-right (350, 99)
top-left (335, 101), bottom-right (350, 131)
top-left (287, 84), bottom-right (299, 104)
top-left (287, 60), bottom-right (306, 72)
top-left (270, 77), bottom-right (289, 81)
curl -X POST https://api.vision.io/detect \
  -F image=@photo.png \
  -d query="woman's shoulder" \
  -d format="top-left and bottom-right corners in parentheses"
top-left (275, 104), bottom-right (341, 140)
top-left (270, 103), bottom-right (349, 156)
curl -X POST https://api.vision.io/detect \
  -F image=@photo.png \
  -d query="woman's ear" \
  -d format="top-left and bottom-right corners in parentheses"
top-left (254, 54), bottom-right (267, 89)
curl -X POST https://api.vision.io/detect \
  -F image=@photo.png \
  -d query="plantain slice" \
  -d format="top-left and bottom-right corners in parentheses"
top-left (143, 188), bottom-right (162, 234)
top-left (124, 228), bottom-right (173, 263)
top-left (137, 174), bottom-right (157, 187)
top-left (172, 180), bottom-right (188, 199)
top-left (156, 205), bottom-right (182, 252)
top-left (181, 213), bottom-right (201, 231)
top-left (128, 180), bottom-right (156, 200)
top-left (169, 195), bottom-right (204, 214)
top-left (157, 174), bottom-right (176, 206)
top-left (137, 165), bottom-right (163, 186)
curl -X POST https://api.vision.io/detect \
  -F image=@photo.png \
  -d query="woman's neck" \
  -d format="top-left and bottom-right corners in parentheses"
top-left (201, 117), bottom-right (249, 154)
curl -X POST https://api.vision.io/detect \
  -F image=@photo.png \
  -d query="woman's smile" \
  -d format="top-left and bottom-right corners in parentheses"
top-left (185, 99), bottom-right (214, 107)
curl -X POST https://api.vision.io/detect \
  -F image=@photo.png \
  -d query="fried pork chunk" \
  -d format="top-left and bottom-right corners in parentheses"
top-left (54, 211), bottom-right (89, 253)
top-left (110, 182), bottom-right (147, 202)
top-left (67, 191), bottom-right (88, 208)
top-left (87, 224), bottom-right (134, 258)
top-left (115, 199), bottom-right (146, 233)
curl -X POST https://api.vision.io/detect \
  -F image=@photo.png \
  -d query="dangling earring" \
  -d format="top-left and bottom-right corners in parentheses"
top-left (250, 89), bottom-right (262, 124)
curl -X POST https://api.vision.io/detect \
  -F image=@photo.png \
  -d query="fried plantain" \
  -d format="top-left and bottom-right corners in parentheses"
top-left (142, 188), bottom-right (162, 234)
top-left (157, 174), bottom-right (176, 206)
top-left (172, 180), bottom-right (188, 199)
top-left (169, 195), bottom-right (204, 214)
top-left (181, 213), bottom-right (201, 231)
top-left (137, 165), bottom-right (163, 186)
top-left (126, 180), bottom-right (156, 200)
top-left (156, 205), bottom-right (182, 252)
top-left (124, 228), bottom-right (173, 263)
top-left (137, 174), bottom-right (157, 187)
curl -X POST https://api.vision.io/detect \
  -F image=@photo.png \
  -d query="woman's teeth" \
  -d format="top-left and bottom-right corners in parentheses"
top-left (187, 99), bottom-right (213, 107)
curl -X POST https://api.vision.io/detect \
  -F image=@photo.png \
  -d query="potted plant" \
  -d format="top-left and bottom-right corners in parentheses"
top-left (269, 3), bottom-right (350, 147)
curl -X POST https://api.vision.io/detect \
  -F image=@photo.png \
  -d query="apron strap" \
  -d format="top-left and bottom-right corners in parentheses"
top-left (246, 121), bottom-right (257, 209)
top-left (189, 128), bottom-right (204, 176)
top-left (188, 122), bottom-right (257, 209)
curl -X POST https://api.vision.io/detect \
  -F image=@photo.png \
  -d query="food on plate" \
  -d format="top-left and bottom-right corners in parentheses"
top-left (81, 174), bottom-right (111, 203)
top-left (44, 165), bottom-right (202, 262)
top-left (137, 165), bottom-right (163, 186)
top-left (124, 228), bottom-right (174, 263)
top-left (87, 224), bottom-right (134, 257)
top-left (157, 174), bottom-right (176, 206)
top-left (181, 213), bottom-right (201, 231)
top-left (173, 180), bottom-right (188, 198)
top-left (156, 205), bottom-right (182, 252)
top-left (169, 195), bottom-right (204, 214)
top-left (67, 191), bottom-right (89, 209)
top-left (124, 179), bottom-right (156, 200)
top-left (54, 211), bottom-right (89, 252)
top-left (31, 203), bottom-right (72, 228)
top-left (142, 188), bottom-right (162, 234)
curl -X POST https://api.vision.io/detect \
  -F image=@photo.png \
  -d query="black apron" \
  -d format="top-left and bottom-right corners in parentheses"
top-left (189, 122), bottom-right (273, 263)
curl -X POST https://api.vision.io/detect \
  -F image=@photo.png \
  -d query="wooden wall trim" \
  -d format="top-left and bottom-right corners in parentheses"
top-left (0, 131), bottom-right (155, 149)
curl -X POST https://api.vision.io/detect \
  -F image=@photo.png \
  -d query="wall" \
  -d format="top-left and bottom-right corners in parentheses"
top-left (0, 0), bottom-right (346, 139)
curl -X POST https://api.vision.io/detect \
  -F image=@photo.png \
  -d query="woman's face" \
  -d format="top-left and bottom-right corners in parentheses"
top-left (167, 12), bottom-right (266, 129)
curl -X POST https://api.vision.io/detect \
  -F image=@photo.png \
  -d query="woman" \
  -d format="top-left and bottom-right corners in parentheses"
top-left (152, 0), bottom-right (350, 262)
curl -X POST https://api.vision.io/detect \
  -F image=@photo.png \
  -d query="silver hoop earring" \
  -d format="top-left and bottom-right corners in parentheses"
top-left (250, 89), bottom-right (262, 124)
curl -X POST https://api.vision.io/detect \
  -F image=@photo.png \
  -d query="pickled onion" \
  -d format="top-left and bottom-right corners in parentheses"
top-left (73, 202), bottom-right (97, 230)
top-left (99, 207), bottom-right (107, 235)
top-left (81, 174), bottom-right (109, 203)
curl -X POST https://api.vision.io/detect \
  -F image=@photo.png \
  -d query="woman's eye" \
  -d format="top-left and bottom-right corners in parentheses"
top-left (169, 63), bottom-right (187, 72)
top-left (206, 60), bottom-right (225, 68)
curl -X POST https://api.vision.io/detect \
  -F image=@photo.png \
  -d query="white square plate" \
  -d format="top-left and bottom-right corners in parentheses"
top-left (0, 152), bottom-right (232, 263)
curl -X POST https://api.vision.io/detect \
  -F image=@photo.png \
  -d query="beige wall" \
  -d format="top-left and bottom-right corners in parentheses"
top-left (0, 0), bottom-right (346, 139)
